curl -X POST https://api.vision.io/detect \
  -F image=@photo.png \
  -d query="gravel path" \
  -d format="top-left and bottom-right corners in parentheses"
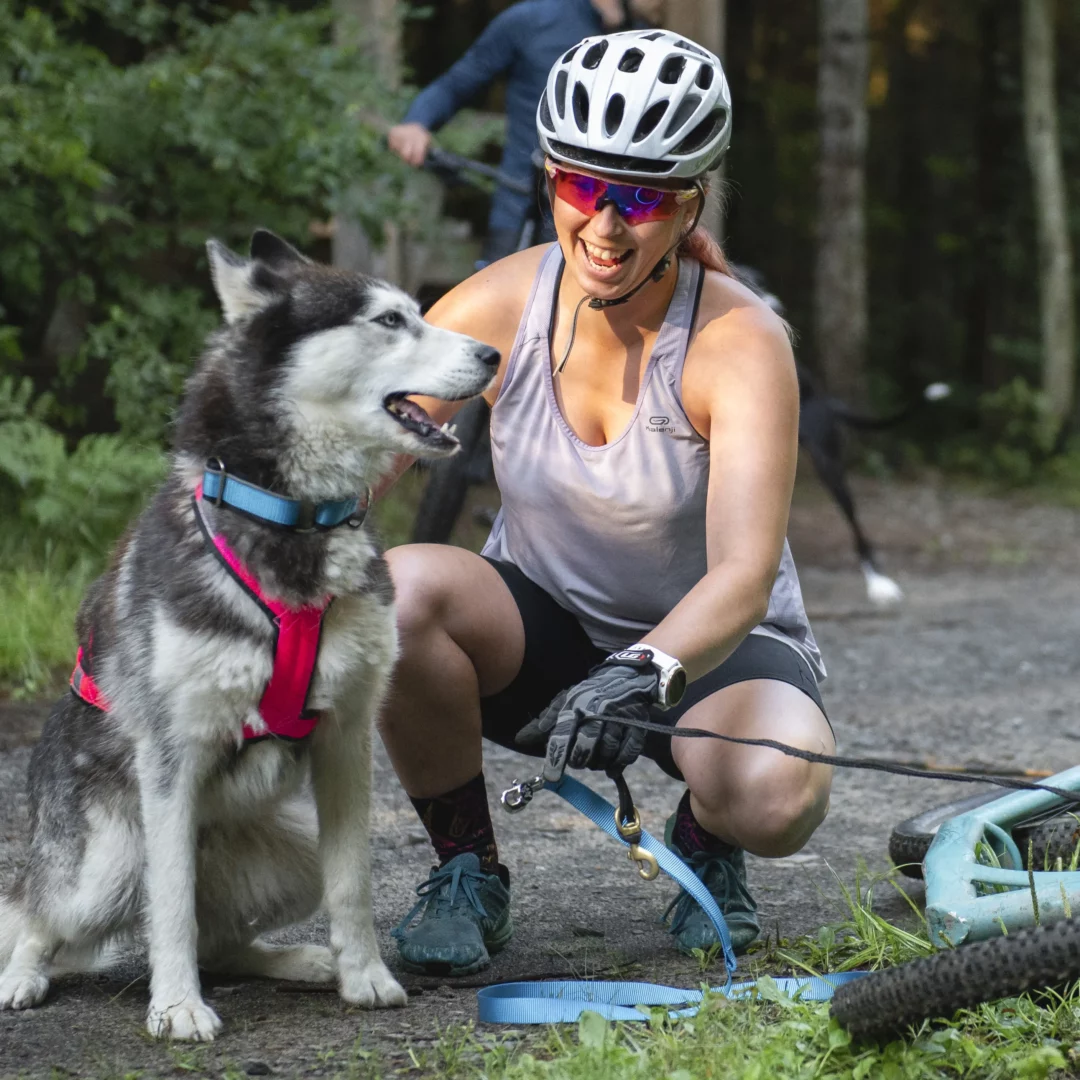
top-left (2, 476), bottom-right (1079, 1078)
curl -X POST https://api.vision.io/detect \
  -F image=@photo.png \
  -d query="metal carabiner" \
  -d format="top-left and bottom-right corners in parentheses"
top-left (500, 774), bottom-right (546, 814)
top-left (614, 807), bottom-right (660, 881)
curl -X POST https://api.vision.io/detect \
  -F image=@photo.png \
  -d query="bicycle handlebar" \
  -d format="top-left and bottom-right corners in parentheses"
top-left (423, 146), bottom-right (533, 197)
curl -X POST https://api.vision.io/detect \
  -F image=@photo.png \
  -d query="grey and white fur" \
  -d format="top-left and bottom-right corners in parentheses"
top-left (0, 230), bottom-right (498, 1041)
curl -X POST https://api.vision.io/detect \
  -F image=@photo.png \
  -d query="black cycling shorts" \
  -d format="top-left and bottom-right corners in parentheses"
top-left (479, 558), bottom-right (828, 781)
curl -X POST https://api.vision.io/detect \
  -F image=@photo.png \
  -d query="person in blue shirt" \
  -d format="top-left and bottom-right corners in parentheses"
top-left (389, 0), bottom-right (662, 263)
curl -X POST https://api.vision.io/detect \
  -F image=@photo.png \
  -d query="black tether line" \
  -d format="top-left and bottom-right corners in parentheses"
top-left (611, 716), bottom-right (1080, 803)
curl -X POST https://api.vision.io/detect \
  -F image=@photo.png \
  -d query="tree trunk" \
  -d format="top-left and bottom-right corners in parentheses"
top-left (1021, 0), bottom-right (1075, 437)
top-left (664, 1), bottom-right (727, 242)
top-left (814, 0), bottom-right (869, 404)
top-left (332, 0), bottom-right (403, 280)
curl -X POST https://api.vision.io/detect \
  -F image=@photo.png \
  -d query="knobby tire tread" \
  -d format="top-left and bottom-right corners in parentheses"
top-left (831, 917), bottom-right (1080, 1039)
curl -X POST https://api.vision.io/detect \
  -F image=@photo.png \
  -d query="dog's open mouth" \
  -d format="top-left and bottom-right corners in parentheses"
top-left (383, 393), bottom-right (457, 451)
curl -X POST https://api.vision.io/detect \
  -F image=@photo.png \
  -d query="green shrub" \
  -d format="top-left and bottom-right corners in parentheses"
top-left (0, 377), bottom-right (165, 562)
top-left (0, 1), bottom-right (416, 437)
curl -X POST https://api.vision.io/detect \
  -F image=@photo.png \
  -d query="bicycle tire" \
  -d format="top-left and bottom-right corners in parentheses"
top-left (831, 917), bottom-right (1080, 1039)
top-left (410, 399), bottom-right (489, 544)
top-left (889, 792), bottom-right (1080, 879)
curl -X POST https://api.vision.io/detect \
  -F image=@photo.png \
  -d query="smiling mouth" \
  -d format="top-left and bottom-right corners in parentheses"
top-left (581, 240), bottom-right (631, 270)
top-left (383, 393), bottom-right (457, 451)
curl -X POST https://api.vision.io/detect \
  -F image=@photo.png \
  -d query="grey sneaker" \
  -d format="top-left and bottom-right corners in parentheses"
top-left (662, 814), bottom-right (760, 956)
top-left (392, 852), bottom-right (513, 976)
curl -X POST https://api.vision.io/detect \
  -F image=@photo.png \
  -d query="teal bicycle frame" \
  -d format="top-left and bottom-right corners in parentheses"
top-left (924, 765), bottom-right (1080, 946)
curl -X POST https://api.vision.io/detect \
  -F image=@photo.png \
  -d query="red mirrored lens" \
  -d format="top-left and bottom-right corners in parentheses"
top-left (550, 168), bottom-right (692, 225)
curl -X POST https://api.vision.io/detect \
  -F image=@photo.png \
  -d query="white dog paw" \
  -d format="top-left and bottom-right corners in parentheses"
top-left (339, 961), bottom-right (407, 1009)
top-left (147, 998), bottom-right (222, 1042)
top-left (0, 973), bottom-right (49, 1011)
top-left (268, 944), bottom-right (337, 984)
top-left (862, 565), bottom-right (904, 606)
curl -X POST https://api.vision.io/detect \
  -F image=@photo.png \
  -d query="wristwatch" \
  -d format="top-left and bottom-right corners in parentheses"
top-left (606, 644), bottom-right (688, 710)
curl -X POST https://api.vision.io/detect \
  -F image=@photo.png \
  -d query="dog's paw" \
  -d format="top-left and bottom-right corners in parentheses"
top-left (339, 960), bottom-right (407, 1009)
top-left (147, 998), bottom-right (222, 1042)
top-left (0, 973), bottom-right (49, 1011)
top-left (862, 566), bottom-right (904, 606)
top-left (265, 944), bottom-right (337, 984)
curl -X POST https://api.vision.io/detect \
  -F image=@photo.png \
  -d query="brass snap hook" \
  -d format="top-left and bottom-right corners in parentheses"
top-left (614, 807), bottom-right (660, 881)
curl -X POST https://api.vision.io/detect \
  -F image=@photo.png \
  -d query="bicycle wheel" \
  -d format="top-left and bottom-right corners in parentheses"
top-left (410, 399), bottom-right (490, 544)
top-left (831, 917), bottom-right (1080, 1039)
top-left (889, 792), bottom-right (1080, 879)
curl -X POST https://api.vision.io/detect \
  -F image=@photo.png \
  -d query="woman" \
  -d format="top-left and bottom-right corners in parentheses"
top-left (380, 28), bottom-right (834, 977)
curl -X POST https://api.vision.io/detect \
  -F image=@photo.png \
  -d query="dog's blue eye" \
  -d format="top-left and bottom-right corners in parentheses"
top-left (375, 311), bottom-right (404, 329)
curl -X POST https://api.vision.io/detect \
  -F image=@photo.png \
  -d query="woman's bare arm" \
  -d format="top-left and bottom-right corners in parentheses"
top-left (641, 283), bottom-right (799, 680)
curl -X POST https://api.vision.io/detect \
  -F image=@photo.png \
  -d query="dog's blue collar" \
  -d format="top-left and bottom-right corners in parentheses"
top-left (201, 461), bottom-right (369, 532)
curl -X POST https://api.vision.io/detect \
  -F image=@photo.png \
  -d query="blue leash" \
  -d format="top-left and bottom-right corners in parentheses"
top-left (477, 775), bottom-right (865, 1025)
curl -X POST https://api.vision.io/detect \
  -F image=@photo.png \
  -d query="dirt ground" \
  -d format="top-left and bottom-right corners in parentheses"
top-left (2, 474), bottom-right (1080, 1078)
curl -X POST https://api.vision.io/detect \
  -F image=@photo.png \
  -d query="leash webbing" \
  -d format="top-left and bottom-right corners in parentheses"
top-left (476, 972), bottom-right (862, 1024)
top-left (478, 776), bottom-right (865, 1025)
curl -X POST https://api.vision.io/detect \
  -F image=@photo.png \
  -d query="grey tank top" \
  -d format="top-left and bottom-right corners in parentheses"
top-left (481, 246), bottom-right (825, 681)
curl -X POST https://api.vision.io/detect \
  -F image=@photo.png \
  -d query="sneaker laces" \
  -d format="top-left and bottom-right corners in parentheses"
top-left (391, 858), bottom-right (492, 941)
top-left (662, 850), bottom-right (752, 935)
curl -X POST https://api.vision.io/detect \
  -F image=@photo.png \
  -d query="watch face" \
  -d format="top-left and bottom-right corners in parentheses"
top-left (667, 669), bottom-right (687, 707)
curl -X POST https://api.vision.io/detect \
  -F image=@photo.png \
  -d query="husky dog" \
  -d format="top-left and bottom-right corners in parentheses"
top-left (0, 230), bottom-right (498, 1041)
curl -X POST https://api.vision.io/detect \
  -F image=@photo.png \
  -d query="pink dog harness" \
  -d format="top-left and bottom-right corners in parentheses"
top-left (71, 484), bottom-right (333, 743)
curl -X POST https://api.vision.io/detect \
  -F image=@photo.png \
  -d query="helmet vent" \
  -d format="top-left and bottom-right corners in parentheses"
top-left (664, 94), bottom-right (702, 138)
top-left (618, 48), bottom-right (644, 73)
top-left (673, 108), bottom-right (726, 156)
top-left (604, 94), bottom-right (625, 136)
top-left (641, 31), bottom-right (663, 41)
top-left (539, 92), bottom-right (555, 132)
top-left (632, 100), bottom-right (669, 142)
top-left (582, 40), bottom-right (609, 69)
top-left (562, 45), bottom-right (581, 64)
top-left (695, 64), bottom-right (714, 90)
top-left (555, 70), bottom-right (568, 118)
top-left (675, 39), bottom-right (710, 58)
top-left (658, 56), bottom-right (686, 84)
top-left (572, 82), bottom-right (590, 133)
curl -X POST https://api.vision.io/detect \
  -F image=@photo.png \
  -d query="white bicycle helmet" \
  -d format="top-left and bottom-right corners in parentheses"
top-left (537, 29), bottom-right (731, 183)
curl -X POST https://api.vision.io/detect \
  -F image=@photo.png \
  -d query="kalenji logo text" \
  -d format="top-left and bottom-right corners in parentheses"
top-left (646, 415), bottom-right (675, 434)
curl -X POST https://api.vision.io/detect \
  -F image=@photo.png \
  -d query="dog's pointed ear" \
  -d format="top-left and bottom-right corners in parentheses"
top-left (206, 239), bottom-right (285, 324)
top-left (249, 229), bottom-right (310, 268)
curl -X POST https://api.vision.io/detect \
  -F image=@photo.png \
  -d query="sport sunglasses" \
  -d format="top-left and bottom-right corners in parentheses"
top-left (545, 163), bottom-right (699, 226)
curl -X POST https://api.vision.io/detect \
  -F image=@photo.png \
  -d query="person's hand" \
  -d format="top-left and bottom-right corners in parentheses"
top-left (387, 123), bottom-right (432, 167)
top-left (515, 658), bottom-right (661, 783)
top-left (628, 0), bottom-right (664, 25)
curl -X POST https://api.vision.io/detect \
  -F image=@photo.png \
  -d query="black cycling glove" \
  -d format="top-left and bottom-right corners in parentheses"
top-left (515, 658), bottom-right (661, 783)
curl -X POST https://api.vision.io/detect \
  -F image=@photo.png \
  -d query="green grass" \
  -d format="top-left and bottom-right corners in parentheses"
top-left (0, 553), bottom-right (95, 698)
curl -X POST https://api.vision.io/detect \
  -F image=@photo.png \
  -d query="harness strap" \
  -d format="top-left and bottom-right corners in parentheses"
top-left (477, 776), bottom-right (866, 1025)
top-left (194, 489), bottom-right (329, 742)
top-left (70, 490), bottom-right (333, 745)
top-left (70, 647), bottom-right (109, 711)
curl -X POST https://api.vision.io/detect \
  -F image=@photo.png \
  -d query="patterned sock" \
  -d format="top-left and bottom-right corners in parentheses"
top-left (409, 772), bottom-right (499, 873)
top-left (671, 789), bottom-right (736, 858)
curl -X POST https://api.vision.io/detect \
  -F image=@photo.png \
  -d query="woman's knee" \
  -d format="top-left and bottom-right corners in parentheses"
top-left (385, 546), bottom-right (453, 644)
top-left (692, 758), bottom-right (832, 857)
